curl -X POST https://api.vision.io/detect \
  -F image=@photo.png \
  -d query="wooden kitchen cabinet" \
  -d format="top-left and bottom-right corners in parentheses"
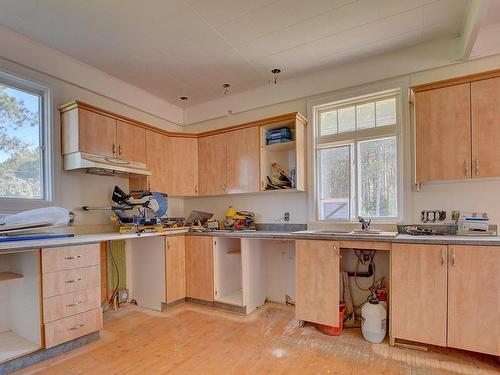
top-left (116, 120), bottom-right (146, 164)
top-left (447, 245), bottom-right (499, 355)
top-left (226, 126), bottom-right (260, 194)
top-left (471, 76), bottom-right (500, 179)
top-left (144, 131), bottom-right (168, 192)
top-left (415, 83), bottom-right (471, 184)
top-left (295, 240), bottom-right (340, 326)
top-left (198, 133), bottom-right (227, 196)
top-left (165, 236), bottom-right (186, 304)
top-left (391, 243), bottom-right (448, 346)
top-left (185, 236), bottom-right (214, 301)
top-left (65, 108), bottom-right (117, 157)
top-left (165, 137), bottom-right (198, 196)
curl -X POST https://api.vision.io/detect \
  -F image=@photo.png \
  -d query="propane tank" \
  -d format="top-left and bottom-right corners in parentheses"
top-left (361, 297), bottom-right (387, 343)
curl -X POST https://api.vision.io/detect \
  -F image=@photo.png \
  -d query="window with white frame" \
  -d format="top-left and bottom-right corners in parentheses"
top-left (314, 89), bottom-right (401, 222)
top-left (0, 71), bottom-right (51, 201)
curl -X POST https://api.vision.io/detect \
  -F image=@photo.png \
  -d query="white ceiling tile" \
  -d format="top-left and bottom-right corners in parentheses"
top-left (188, 0), bottom-right (278, 27)
top-left (0, 0), bottom-right (470, 106)
top-left (423, 0), bottom-right (469, 26)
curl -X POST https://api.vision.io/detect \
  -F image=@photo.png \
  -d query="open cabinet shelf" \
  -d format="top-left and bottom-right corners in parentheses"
top-left (0, 251), bottom-right (42, 365)
top-left (214, 238), bottom-right (244, 307)
top-left (0, 272), bottom-right (23, 282)
top-left (260, 114), bottom-right (307, 192)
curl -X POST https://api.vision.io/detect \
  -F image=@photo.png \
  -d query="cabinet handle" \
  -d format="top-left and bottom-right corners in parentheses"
top-left (112, 143), bottom-right (116, 155)
top-left (65, 277), bottom-right (82, 284)
top-left (118, 144), bottom-right (122, 156)
top-left (450, 248), bottom-right (455, 266)
top-left (333, 244), bottom-right (341, 258)
top-left (475, 159), bottom-right (480, 176)
top-left (440, 248), bottom-right (445, 266)
top-left (464, 160), bottom-right (469, 176)
top-left (66, 301), bottom-right (83, 307)
top-left (195, 185), bottom-right (198, 194)
top-left (68, 324), bottom-right (84, 331)
top-left (64, 255), bottom-right (82, 260)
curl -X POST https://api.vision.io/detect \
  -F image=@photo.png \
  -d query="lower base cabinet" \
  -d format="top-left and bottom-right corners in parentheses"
top-left (41, 244), bottom-right (102, 349)
top-left (447, 245), bottom-right (499, 356)
top-left (391, 243), bottom-right (499, 356)
top-left (185, 236), bottom-right (214, 302)
top-left (295, 240), bottom-right (340, 327)
top-left (391, 243), bottom-right (448, 346)
top-left (165, 236), bottom-right (186, 304)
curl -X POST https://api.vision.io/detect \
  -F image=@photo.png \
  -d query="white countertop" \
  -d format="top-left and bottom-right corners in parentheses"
top-left (0, 229), bottom-right (188, 252)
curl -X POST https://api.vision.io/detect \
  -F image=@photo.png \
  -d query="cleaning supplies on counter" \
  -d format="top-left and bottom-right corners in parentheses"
top-left (361, 296), bottom-right (387, 343)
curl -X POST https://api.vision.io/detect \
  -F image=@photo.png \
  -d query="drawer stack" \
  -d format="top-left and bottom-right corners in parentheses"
top-left (41, 244), bottom-right (103, 348)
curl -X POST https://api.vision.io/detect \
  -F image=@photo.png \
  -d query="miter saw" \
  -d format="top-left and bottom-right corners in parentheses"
top-left (83, 186), bottom-right (169, 234)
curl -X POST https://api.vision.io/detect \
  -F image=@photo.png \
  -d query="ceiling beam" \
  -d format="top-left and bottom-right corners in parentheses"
top-left (457, 0), bottom-right (491, 61)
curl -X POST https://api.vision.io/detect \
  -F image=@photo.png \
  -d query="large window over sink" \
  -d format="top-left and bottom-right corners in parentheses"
top-left (313, 89), bottom-right (401, 222)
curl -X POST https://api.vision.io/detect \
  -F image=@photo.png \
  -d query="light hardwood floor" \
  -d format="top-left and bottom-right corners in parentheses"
top-left (16, 303), bottom-right (499, 374)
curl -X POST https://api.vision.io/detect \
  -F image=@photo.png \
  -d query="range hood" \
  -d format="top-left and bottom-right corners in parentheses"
top-left (63, 152), bottom-right (152, 177)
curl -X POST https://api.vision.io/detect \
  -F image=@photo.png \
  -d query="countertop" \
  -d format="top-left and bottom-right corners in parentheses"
top-left (2, 229), bottom-right (500, 253)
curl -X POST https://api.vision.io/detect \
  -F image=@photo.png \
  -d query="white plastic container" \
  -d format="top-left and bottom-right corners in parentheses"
top-left (361, 298), bottom-right (387, 343)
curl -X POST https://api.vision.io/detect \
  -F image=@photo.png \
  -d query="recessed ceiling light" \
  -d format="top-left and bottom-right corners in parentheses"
top-left (180, 96), bottom-right (188, 101)
top-left (223, 83), bottom-right (231, 95)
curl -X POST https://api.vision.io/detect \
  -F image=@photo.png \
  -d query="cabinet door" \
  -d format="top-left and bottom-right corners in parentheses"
top-left (471, 77), bottom-right (500, 178)
top-left (165, 236), bottom-right (186, 304)
top-left (145, 131), bottom-right (168, 192)
top-left (415, 84), bottom-right (471, 183)
top-left (116, 121), bottom-right (146, 164)
top-left (391, 243), bottom-right (447, 346)
top-left (448, 245), bottom-right (499, 355)
top-left (198, 134), bottom-right (227, 196)
top-left (185, 236), bottom-right (214, 301)
top-left (226, 127), bottom-right (260, 194)
top-left (78, 108), bottom-right (116, 157)
top-left (295, 240), bottom-right (340, 326)
top-left (165, 137), bottom-right (198, 196)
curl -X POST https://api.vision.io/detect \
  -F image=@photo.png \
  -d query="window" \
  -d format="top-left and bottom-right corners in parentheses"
top-left (315, 90), bottom-right (400, 221)
top-left (0, 71), bottom-right (50, 201)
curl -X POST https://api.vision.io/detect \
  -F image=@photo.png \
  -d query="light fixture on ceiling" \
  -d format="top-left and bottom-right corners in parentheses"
top-left (223, 83), bottom-right (231, 95)
top-left (179, 96), bottom-right (189, 101)
top-left (270, 68), bottom-right (281, 84)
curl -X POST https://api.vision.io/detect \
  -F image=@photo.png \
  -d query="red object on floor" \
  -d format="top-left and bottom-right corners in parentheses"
top-left (314, 303), bottom-right (346, 336)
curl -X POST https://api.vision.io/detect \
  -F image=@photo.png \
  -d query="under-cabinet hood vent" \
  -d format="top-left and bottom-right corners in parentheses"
top-left (63, 152), bottom-right (152, 177)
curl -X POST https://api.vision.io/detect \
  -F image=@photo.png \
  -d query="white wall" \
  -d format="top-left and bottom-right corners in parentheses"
top-left (184, 53), bottom-right (500, 226)
top-left (0, 53), bottom-right (185, 223)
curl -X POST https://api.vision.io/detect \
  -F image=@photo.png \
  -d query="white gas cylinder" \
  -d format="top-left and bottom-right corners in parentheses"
top-left (361, 298), bottom-right (387, 343)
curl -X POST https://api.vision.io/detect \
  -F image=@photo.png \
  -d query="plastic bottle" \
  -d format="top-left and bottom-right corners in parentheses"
top-left (361, 297), bottom-right (387, 343)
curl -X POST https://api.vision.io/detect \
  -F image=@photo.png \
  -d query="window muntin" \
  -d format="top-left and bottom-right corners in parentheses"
top-left (0, 73), bottom-right (49, 201)
top-left (315, 90), bottom-right (400, 222)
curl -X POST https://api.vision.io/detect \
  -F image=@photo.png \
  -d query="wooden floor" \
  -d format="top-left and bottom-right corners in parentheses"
top-left (16, 303), bottom-right (499, 375)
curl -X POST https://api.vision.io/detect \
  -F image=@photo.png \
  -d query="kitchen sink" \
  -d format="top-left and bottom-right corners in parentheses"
top-left (292, 229), bottom-right (397, 237)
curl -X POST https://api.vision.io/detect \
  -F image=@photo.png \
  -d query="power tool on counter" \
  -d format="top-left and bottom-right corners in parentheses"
top-left (83, 186), bottom-right (169, 234)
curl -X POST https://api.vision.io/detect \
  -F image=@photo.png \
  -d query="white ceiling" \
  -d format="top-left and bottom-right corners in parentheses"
top-left (0, 0), bottom-right (470, 106)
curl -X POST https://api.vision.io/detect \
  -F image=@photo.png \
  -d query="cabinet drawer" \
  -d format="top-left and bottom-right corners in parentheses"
top-left (44, 308), bottom-right (103, 348)
top-left (43, 287), bottom-right (101, 323)
top-left (43, 265), bottom-right (100, 298)
top-left (42, 244), bottom-right (100, 273)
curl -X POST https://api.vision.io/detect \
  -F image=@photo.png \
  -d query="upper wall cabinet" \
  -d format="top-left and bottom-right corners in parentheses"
top-left (413, 69), bottom-right (500, 187)
top-left (130, 131), bottom-right (199, 197)
top-left (471, 76), bottom-right (500, 178)
top-left (61, 105), bottom-right (146, 163)
top-left (198, 133), bottom-right (228, 196)
top-left (260, 115), bottom-right (307, 192)
top-left (226, 127), bottom-right (260, 194)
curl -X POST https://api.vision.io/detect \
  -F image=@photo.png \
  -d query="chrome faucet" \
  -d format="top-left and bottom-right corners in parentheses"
top-left (358, 216), bottom-right (371, 231)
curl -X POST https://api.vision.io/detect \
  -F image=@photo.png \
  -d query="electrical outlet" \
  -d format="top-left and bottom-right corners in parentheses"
top-left (284, 212), bottom-right (290, 222)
